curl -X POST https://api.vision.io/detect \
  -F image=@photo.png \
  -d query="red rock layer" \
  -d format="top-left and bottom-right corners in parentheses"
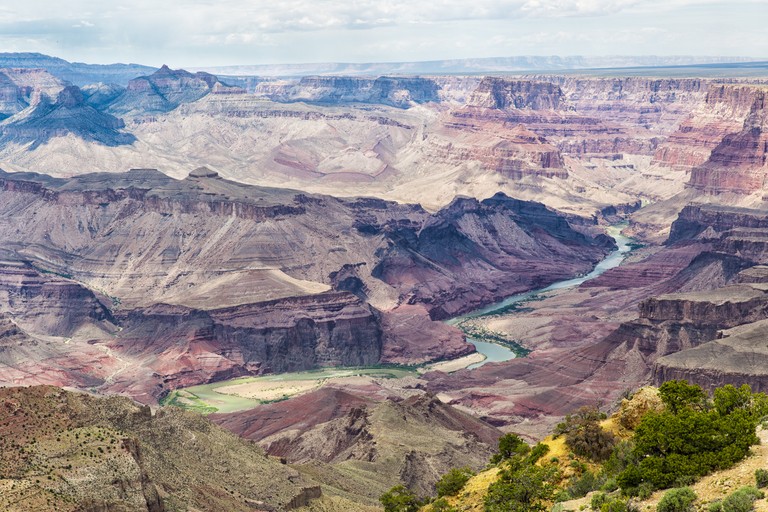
top-left (686, 87), bottom-right (768, 194)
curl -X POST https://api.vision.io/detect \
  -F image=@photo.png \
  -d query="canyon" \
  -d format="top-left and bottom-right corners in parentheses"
top-left (0, 165), bottom-right (612, 404)
top-left (1, 54), bottom-right (768, 510)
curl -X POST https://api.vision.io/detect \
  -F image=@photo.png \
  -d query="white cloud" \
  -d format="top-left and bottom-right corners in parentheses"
top-left (0, 0), bottom-right (765, 66)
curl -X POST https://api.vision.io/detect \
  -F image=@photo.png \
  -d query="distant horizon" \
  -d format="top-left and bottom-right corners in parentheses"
top-left (4, 50), bottom-right (768, 72)
top-left (1, 1), bottom-right (766, 68)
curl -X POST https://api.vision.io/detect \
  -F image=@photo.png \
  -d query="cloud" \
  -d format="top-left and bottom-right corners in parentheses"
top-left (520, 0), bottom-right (644, 17)
top-left (0, 1), bottom-right (764, 66)
top-left (0, 0), bottom-right (656, 38)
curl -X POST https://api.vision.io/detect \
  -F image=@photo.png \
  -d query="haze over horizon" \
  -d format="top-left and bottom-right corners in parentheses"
top-left (0, 0), bottom-right (766, 68)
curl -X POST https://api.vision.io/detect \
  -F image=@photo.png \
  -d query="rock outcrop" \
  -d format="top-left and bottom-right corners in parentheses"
top-left (668, 204), bottom-right (768, 262)
top-left (0, 258), bottom-right (116, 337)
top-left (0, 85), bottom-right (135, 147)
top-left (111, 292), bottom-right (383, 396)
top-left (653, 317), bottom-right (768, 392)
top-left (652, 85), bottom-right (759, 170)
top-left (370, 192), bottom-right (614, 319)
top-left (107, 65), bottom-right (242, 115)
top-left (0, 68), bottom-right (66, 119)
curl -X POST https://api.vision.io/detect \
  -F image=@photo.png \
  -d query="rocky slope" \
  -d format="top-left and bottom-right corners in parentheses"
top-left (0, 385), bottom-right (337, 512)
top-left (212, 389), bottom-right (502, 503)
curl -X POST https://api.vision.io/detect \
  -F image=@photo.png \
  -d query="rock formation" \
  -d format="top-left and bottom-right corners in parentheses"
top-left (107, 65), bottom-right (243, 116)
top-left (422, 203), bottom-right (768, 437)
top-left (0, 68), bottom-right (66, 119)
top-left (687, 87), bottom-right (768, 195)
top-left (0, 52), bottom-right (156, 86)
top-left (0, 85), bottom-right (135, 147)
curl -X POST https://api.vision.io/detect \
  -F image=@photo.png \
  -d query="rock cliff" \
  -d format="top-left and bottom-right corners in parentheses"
top-left (267, 76), bottom-right (441, 108)
top-left (687, 87), bottom-right (768, 194)
top-left (652, 85), bottom-right (759, 170)
top-left (111, 292), bottom-right (383, 397)
top-left (654, 318), bottom-right (768, 392)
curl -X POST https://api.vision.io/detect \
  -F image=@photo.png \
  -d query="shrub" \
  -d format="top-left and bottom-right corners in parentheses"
top-left (618, 383), bottom-right (766, 493)
top-left (492, 433), bottom-right (530, 464)
top-left (431, 497), bottom-right (458, 512)
top-left (755, 469), bottom-right (768, 489)
top-left (485, 463), bottom-right (558, 512)
top-left (557, 406), bottom-right (616, 462)
top-left (720, 486), bottom-right (764, 512)
top-left (528, 443), bottom-right (550, 464)
top-left (657, 487), bottom-right (697, 512)
top-left (600, 498), bottom-right (637, 512)
top-left (591, 492), bottom-right (608, 511)
top-left (436, 467), bottom-right (475, 498)
top-left (568, 470), bottom-right (603, 498)
top-left (380, 485), bottom-right (421, 512)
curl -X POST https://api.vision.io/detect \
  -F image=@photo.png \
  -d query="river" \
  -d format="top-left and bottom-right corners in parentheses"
top-left (448, 225), bottom-right (635, 369)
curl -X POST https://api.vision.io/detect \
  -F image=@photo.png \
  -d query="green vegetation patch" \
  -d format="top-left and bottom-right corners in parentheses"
top-left (164, 365), bottom-right (419, 415)
top-left (618, 381), bottom-right (768, 494)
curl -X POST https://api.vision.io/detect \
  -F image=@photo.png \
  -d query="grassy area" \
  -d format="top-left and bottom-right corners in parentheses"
top-left (162, 365), bottom-right (419, 415)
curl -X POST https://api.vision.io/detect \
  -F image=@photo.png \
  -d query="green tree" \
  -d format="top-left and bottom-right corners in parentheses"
top-left (492, 433), bottom-right (530, 464)
top-left (619, 383), bottom-right (763, 493)
top-left (658, 380), bottom-right (706, 414)
top-left (556, 406), bottom-right (615, 462)
top-left (713, 385), bottom-right (754, 416)
top-left (380, 485), bottom-right (421, 512)
top-left (436, 467), bottom-right (475, 498)
top-left (484, 464), bottom-right (558, 512)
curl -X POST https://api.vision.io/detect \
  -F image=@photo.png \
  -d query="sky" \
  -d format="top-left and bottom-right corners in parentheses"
top-left (0, 0), bottom-right (766, 67)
